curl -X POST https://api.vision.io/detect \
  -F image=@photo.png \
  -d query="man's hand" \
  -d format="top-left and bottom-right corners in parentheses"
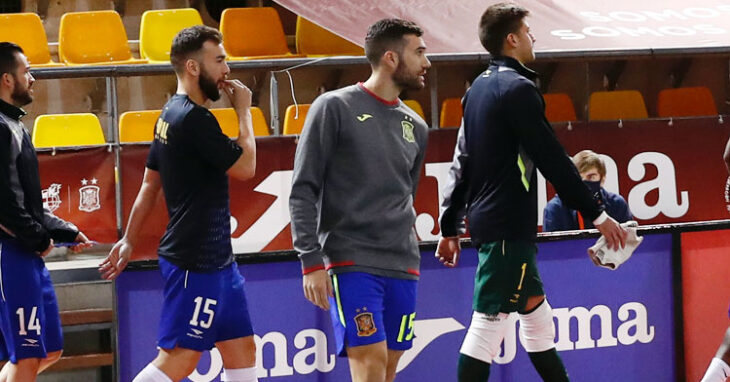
top-left (595, 216), bottom-right (627, 251)
top-left (69, 231), bottom-right (94, 253)
top-left (436, 236), bottom-right (461, 267)
top-left (39, 239), bottom-right (54, 257)
top-left (303, 269), bottom-right (333, 311)
top-left (99, 238), bottom-right (133, 280)
top-left (222, 79), bottom-right (252, 111)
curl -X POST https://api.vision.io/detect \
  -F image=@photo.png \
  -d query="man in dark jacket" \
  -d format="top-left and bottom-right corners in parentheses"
top-left (435, 4), bottom-right (627, 381)
top-left (0, 42), bottom-right (91, 382)
top-left (543, 150), bottom-right (633, 232)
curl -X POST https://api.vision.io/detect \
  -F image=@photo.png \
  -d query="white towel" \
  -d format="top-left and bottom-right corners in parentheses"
top-left (588, 221), bottom-right (643, 270)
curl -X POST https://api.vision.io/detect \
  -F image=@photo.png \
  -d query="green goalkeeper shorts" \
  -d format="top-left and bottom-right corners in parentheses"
top-left (473, 240), bottom-right (545, 315)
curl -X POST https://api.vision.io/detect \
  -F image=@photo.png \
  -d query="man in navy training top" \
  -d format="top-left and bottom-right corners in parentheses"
top-left (543, 150), bottom-right (633, 232)
top-left (290, 18), bottom-right (430, 382)
top-left (0, 42), bottom-right (92, 382)
top-left (436, 3), bottom-right (627, 381)
top-left (99, 26), bottom-right (257, 382)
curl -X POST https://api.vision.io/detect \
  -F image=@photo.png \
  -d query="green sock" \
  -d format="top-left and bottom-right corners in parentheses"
top-left (458, 353), bottom-right (491, 382)
top-left (527, 348), bottom-right (570, 382)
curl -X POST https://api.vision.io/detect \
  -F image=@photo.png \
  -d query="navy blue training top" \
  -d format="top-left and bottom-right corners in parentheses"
top-left (146, 95), bottom-right (242, 272)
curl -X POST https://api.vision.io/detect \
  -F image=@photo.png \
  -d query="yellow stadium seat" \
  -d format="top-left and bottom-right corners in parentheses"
top-left (220, 8), bottom-right (304, 61)
top-left (403, 99), bottom-right (425, 119)
top-left (657, 86), bottom-right (717, 118)
top-left (296, 17), bottom-right (364, 56)
top-left (440, 98), bottom-right (462, 128)
top-left (32, 113), bottom-right (106, 148)
top-left (139, 8), bottom-right (203, 64)
top-left (283, 104), bottom-right (311, 135)
top-left (250, 107), bottom-right (270, 137)
top-left (0, 13), bottom-right (63, 67)
top-left (119, 110), bottom-right (161, 143)
top-left (543, 93), bottom-right (577, 122)
top-left (59, 10), bottom-right (147, 65)
top-left (210, 107), bottom-right (270, 138)
top-left (589, 90), bottom-right (648, 121)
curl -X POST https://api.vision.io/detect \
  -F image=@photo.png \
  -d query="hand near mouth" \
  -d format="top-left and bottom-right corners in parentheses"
top-left (222, 79), bottom-right (252, 110)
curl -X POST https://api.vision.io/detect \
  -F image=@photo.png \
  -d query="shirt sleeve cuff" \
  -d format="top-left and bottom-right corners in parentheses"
top-left (592, 211), bottom-right (608, 226)
top-left (299, 251), bottom-right (326, 275)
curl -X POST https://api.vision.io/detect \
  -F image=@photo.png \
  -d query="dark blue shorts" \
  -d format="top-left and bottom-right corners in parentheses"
top-left (329, 272), bottom-right (417, 356)
top-left (157, 257), bottom-right (254, 351)
top-left (0, 239), bottom-right (63, 363)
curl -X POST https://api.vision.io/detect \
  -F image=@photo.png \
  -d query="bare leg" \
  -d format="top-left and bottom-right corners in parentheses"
top-left (347, 341), bottom-right (388, 382)
top-left (5, 357), bottom-right (41, 382)
top-left (216, 335), bottom-right (256, 369)
top-left (385, 349), bottom-right (404, 382)
top-left (149, 347), bottom-right (202, 382)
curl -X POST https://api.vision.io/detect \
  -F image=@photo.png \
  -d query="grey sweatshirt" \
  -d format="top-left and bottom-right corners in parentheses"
top-left (289, 83), bottom-right (428, 280)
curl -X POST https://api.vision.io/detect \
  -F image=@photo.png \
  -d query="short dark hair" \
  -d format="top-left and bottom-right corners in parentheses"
top-left (365, 18), bottom-right (423, 66)
top-left (478, 2), bottom-right (529, 56)
top-left (170, 25), bottom-right (222, 74)
top-left (0, 42), bottom-right (23, 77)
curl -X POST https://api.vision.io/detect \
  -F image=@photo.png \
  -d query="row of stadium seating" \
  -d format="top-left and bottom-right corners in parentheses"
top-left (0, 7), bottom-right (362, 67)
top-left (30, 85), bottom-right (718, 147)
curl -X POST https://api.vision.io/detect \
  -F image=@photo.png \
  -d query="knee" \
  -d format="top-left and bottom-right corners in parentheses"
top-left (518, 299), bottom-right (556, 353)
top-left (45, 350), bottom-right (63, 364)
top-left (460, 311), bottom-right (511, 364)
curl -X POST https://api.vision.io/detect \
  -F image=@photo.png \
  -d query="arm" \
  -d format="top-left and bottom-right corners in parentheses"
top-left (506, 81), bottom-right (626, 249)
top-left (409, 126), bottom-right (429, 199)
top-left (0, 125), bottom-right (51, 254)
top-left (436, 122), bottom-right (469, 267)
top-left (223, 80), bottom-right (256, 181)
top-left (99, 168), bottom-right (162, 280)
top-left (289, 96), bottom-right (337, 310)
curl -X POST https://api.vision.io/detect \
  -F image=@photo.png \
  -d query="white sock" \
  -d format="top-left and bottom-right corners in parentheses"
top-left (701, 358), bottom-right (730, 382)
top-left (221, 367), bottom-right (258, 382)
top-left (133, 363), bottom-right (173, 382)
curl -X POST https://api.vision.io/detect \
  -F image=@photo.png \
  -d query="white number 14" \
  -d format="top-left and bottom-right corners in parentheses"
top-left (16, 307), bottom-right (41, 336)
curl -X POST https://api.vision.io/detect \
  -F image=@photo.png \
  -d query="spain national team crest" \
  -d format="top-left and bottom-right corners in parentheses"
top-left (42, 183), bottom-right (62, 212)
top-left (402, 120), bottom-right (416, 143)
top-left (79, 178), bottom-right (101, 212)
top-left (354, 308), bottom-right (377, 337)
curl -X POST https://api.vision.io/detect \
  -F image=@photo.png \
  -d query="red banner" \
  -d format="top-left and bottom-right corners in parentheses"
top-left (681, 229), bottom-right (730, 382)
top-left (37, 146), bottom-right (117, 244)
top-left (37, 117), bottom-right (730, 257)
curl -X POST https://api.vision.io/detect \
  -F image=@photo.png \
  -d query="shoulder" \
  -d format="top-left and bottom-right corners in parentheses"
top-left (544, 195), bottom-right (565, 211)
top-left (603, 189), bottom-right (628, 205)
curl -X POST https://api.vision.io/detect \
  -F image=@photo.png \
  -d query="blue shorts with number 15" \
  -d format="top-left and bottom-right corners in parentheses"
top-left (328, 272), bottom-right (417, 357)
top-left (157, 257), bottom-right (254, 351)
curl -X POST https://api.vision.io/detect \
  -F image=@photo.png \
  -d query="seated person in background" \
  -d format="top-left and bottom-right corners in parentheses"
top-left (543, 150), bottom-right (632, 232)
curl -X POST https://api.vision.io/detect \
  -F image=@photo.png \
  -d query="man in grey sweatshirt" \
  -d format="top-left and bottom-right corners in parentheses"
top-left (289, 18), bottom-right (430, 382)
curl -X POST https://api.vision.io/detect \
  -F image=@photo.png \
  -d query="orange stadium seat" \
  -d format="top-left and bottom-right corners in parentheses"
top-left (543, 93), bottom-right (577, 122)
top-left (296, 17), bottom-right (364, 56)
top-left (59, 10), bottom-right (147, 65)
top-left (32, 113), bottom-right (106, 148)
top-left (119, 110), bottom-right (161, 143)
top-left (588, 90), bottom-right (648, 121)
top-left (0, 13), bottom-right (63, 67)
top-left (657, 86), bottom-right (717, 118)
top-left (440, 98), bottom-right (463, 128)
top-left (220, 8), bottom-right (303, 60)
top-left (403, 99), bottom-right (425, 119)
top-left (283, 104), bottom-right (311, 135)
top-left (210, 107), bottom-right (270, 137)
top-left (139, 8), bottom-right (203, 64)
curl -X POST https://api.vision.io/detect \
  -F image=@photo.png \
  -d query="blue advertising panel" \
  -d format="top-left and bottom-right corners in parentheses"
top-left (116, 234), bottom-right (675, 381)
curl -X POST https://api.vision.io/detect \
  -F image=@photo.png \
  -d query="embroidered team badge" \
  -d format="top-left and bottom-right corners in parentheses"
top-left (42, 183), bottom-right (62, 212)
top-left (354, 308), bottom-right (377, 337)
top-left (401, 120), bottom-right (415, 143)
top-left (79, 178), bottom-right (101, 212)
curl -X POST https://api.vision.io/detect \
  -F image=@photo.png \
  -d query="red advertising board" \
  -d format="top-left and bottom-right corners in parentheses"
top-left (37, 146), bottom-right (117, 244)
top-left (681, 229), bottom-right (730, 382)
top-left (36, 117), bottom-right (730, 257)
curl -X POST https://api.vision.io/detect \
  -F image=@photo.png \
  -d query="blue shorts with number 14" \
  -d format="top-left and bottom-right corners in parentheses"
top-left (329, 272), bottom-right (417, 356)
